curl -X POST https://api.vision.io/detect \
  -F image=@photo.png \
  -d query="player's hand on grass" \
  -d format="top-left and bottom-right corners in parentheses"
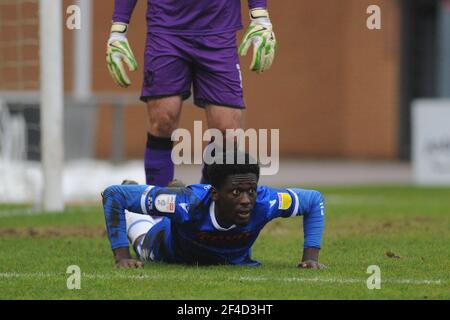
top-left (298, 260), bottom-right (327, 270)
top-left (115, 258), bottom-right (144, 269)
top-left (239, 8), bottom-right (277, 74)
top-left (106, 22), bottom-right (138, 88)
top-left (113, 247), bottom-right (143, 269)
top-left (298, 247), bottom-right (326, 269)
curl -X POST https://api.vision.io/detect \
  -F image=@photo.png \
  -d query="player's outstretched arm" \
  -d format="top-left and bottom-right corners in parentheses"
top-left (264, 187), bottom-right (326, 269)
top-left (101, 184), bottom-right (150, 268)
top-left (239, 6), bottom-right (277, 73)
top-left (107, 0), bottom-right (139, 87)
top-left (296, 190), bottom-right (326, 269)
top-left (102, 183), bottom-right (192, 268)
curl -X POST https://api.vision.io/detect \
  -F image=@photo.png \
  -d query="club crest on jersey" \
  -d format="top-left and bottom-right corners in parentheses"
top-left (277, 192), bottom-right (292, 210)
top-left (155, 194), bottom-right (176, 213)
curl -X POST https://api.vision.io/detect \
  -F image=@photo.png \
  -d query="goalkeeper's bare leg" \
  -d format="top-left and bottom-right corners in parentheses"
top-left (144, 98), bottom-right (243, 186)
top-left (140, 32), bottom-right (245, 186)
top-left (144, 96), bottom-right (182, 187)
top-left (200, 105), bottom-right (244, 184)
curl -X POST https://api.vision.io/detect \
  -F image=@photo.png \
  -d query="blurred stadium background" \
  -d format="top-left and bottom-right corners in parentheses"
top-left (1, 0), bottom-right (450, 210)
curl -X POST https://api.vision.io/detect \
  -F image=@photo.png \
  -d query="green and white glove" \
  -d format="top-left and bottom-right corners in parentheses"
top-left (239, 8), bottom-right (277, 74)
top-left (106, 22), bottom-right (138, 88)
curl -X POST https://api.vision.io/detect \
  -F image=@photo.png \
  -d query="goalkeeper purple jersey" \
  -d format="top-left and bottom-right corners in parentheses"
top-left (113, 0), bottom-right (268, 35)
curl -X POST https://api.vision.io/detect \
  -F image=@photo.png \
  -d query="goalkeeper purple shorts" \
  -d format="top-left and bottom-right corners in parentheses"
top-left (140, 32), bottom-right (245, 109)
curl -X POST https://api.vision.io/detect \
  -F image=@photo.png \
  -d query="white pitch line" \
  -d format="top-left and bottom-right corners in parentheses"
top-left (0, 273), bottom-right (445, 286)
top-left (0, 272), bottom-right (160, 281)
top-left (238, 276), bottom-right (444, 285)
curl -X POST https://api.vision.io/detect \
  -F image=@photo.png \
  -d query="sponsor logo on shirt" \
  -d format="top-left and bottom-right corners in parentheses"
top-left (195, 231), bottom-right (254, 248)
top-left (155, 194), bottom-right (176, 213)
top-left (277, 192), bottom-right (292, 210)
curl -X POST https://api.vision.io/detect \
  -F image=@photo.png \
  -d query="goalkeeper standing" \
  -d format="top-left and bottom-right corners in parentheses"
top-left (106, 0), bottom-right (277, 187)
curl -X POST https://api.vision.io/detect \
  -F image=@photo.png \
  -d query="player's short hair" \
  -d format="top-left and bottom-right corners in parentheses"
top-left (206, 146), bottom-right (260, 189)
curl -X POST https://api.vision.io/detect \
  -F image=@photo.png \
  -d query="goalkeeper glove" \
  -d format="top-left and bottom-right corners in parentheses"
top-left (106, 22), bottom-right (138, 88)
top-left (239, 8), bottom-right (277, 74)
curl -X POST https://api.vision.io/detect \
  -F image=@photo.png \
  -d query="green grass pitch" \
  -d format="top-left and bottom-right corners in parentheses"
top-left (0, 186), bottom-right (449, 300)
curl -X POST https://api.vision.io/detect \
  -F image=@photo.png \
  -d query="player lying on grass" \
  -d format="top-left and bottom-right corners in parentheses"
top-left (102, 150), bottom-right (326, 269)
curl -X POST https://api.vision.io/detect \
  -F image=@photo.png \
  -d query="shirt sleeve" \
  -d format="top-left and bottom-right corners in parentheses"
top-left (248, 0), bottom-right (268, 9)
top-left (141, 185), bottom-right (199, 223)
top-left (102, 184), bottom-right (195, 250)
top-left (112, 0), bottom-right (138, 24)
top-left (262, 186), bottom-right (325, 249)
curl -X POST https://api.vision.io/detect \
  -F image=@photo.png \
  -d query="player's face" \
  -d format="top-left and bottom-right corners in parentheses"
top-left (214, 173), bottom-right (258, 227)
